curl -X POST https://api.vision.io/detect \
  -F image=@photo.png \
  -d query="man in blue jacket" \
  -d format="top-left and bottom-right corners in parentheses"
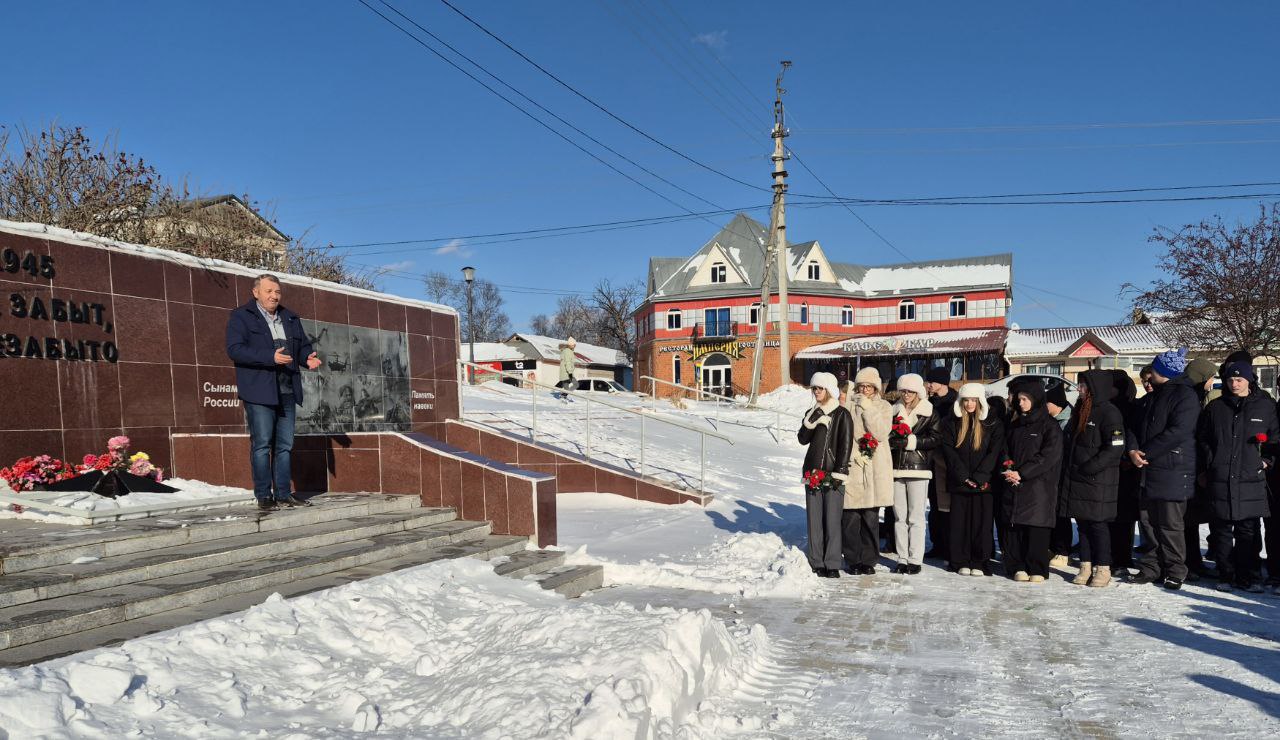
top-left (225, 274), bottom-right (322, 510)
top-left (1127, 348), bottom-right (1200, 589)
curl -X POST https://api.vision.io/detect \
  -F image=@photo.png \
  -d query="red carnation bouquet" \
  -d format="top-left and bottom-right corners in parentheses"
top-left (1253, 433), bottom-right (1269, 445)
top-left (890, 415), bottom-right (912, 443)
top-left (1, 455), bottom-right (77, 492)
top-left (858, 433), bottom-right (879, 460)
top-left (803, 469), bottom-right (834, 491)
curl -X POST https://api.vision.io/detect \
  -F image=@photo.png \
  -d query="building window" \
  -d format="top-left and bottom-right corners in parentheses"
top-left (710, 262), bottom-right (726, 283)
top-left (841, 305), bottom-right (853, 326)
top-left (1025, 363), bottom-right (1065, 376)
top-left (666, 309), bottom-right (682, 330)
top-left (703, 307), bottom-right (732, 337)
top-left (899, 299), bottom-right (916, 321)
top-left (949, 295), bottom-right (967, 317)
top-left (799, 303), bottom-right (809, 325)
top-left (807, 261), bottom-right (820, 280)
top-left (673, 355), bottom-right (682, 385)
top-left (749, 302), bottom-right (760, 325)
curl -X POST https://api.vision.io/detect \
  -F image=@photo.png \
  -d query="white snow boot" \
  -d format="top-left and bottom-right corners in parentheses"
top-left (1088, 566), bottom-right (1111, 588)
top-left (1014, 571), bottom-right (1030, 582)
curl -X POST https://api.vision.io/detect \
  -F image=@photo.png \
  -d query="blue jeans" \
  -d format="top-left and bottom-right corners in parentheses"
top-left (244, 399), bottom-right (296, 501)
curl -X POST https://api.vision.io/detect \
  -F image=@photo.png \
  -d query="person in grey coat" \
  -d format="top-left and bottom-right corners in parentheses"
top-left (1127, 348), bottom-right (1200, 590)
top-left (798, 372), bottom-right (854, 578)
top-left (1197, 362), bottom-right (1279, 592)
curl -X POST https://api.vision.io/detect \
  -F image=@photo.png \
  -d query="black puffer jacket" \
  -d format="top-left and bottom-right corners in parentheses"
top-left (1061, 369), bottom-right (1127, 522)
top-left (889, 398), bottom-right (943, 475)
top-left (941, 412), bottom-right (1004, 491)
top-left (1128, 374), bottom-right (1200, 501)
top-left (798, 402), bottom-right (853, 483)
top-left (1198, 390), bottom-right (1279, 520)
top-left (1002, 383), bottom-right (1064, 528)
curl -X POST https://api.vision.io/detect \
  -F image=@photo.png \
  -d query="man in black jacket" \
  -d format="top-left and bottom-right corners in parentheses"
top-left (1127, 349), bottom-right (1200, 589)
top-left (1198, 362), bottom-right (1279, 592)
top-left (925, 367), bottom-right (958, 561)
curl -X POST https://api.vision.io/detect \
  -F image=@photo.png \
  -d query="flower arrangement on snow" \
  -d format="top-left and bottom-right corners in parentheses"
top-left (0, 455), bottom-right (78, 491)
top-left (81, 435), bottom-right (165, 481)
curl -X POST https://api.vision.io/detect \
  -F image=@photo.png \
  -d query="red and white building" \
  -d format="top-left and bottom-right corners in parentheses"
top-left (633, 214), bottom-right (1013, 398)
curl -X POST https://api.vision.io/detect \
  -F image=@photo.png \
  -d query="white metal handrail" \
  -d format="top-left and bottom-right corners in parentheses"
top-left (458, 361), bottom-right (732, 494)
top-left (640, 374), bottom-right (805, 439)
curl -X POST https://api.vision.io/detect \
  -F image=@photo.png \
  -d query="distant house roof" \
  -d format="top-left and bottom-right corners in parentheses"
top-left (1005, 325), bottom-right (1174, 358)
top-left (646, 213), bottom-right (1011, 301)
top-left (470, 342), bottom-right (527, 363)
top-left (147, 194), bottom-right (290, 242)
top-left (506, 333), bottom-right (631, 367)
top-left (797, 328), bottom-right (1008, 359)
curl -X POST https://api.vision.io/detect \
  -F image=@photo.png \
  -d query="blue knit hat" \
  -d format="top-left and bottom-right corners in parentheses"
top-left (1151, 348), bottom-right (1189, 379)
top-left (1224, 361), bottom-right (1257, 383)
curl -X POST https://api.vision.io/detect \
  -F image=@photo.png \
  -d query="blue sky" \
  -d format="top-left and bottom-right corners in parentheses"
top-left (7, 1), bottom-right (1279, 329)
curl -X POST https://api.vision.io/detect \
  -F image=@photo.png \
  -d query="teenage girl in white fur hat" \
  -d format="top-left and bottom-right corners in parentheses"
top-left (798, 372), bottom-right (853, 578)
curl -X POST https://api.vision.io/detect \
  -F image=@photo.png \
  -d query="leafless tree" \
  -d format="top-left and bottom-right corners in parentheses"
top-left (423, 270), bottom-right (511, 342)
top-left (1125, 203), bottom-right (1280, 355)
top-left (591, 278), bottom-right (644, 360)
top-left (528, 313), bottom-right (554, 336)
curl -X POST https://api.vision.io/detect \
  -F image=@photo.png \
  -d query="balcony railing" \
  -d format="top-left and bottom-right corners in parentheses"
top-left (691, 321), bottom-right (738, 341)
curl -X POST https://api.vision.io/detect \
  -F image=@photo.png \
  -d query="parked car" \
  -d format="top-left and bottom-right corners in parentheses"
top-left (575, 378), bottom-right (632, 394)
top-left (985, 374), bottom-right (1079, 421)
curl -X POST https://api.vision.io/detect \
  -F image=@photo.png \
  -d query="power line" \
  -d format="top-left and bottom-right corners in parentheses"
top-left (354, 0), bottom-right (702, 216)
top-left (793, 117), bottom-right (1280, 136)
top-left (436, 0), bottom-right (771, 194)
top-left (373, 0), bottom-right (722, 213)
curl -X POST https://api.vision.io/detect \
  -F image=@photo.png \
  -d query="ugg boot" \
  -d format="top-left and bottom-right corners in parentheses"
top-left (1089, 566), bottom-right (1111, 588)
top-left (1029, 574), bottom-right (1046, 584)
top-left (1072, 562), bottom-right (1093, 586)
top-left (1049, 554), bottom-right (1070, 568)
top-left (1014, 571), bottom-right (1030, 582)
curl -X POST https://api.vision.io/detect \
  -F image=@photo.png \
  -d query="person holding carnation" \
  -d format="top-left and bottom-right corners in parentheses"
top-left (798, 372), bottom-right (853, 578)
top-left (941, 383), bottom-right (1003, 577)
top-left (1197, 362), bottom-right (1279, 592)
top-left (840, 367), bottom-right (894, 575)
top-left (888, 373), bottom-right (942, 574)
top-left (1001, 383), bottom-right (1063, 583)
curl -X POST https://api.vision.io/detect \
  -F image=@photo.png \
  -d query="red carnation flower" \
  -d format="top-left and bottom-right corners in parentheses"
top-left (1253, 433), bottom-right (1268, 444)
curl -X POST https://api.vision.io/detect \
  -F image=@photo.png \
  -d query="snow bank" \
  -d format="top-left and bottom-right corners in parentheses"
top-left (0, 558), bottom-right (774, 738)
top-left (740, 384), bottom-right (814, 418)
top-left (0, 478), bottom-right (252, 524)
top-left (571, 532), bottom-right (818, 600)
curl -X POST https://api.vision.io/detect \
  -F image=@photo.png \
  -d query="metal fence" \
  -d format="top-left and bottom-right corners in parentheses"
top-left (640, 375), bottom-right (805, 440)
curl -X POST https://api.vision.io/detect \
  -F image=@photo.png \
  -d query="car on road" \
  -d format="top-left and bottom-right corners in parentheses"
top-left (575, 378), bottom-right (633, 395)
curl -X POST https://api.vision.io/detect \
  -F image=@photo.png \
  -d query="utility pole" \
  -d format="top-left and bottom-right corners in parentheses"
top-left (748, 61), bottom-right (791, 404)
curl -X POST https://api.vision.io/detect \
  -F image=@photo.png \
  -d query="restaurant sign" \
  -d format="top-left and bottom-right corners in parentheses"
top-left (841, 337), bottom-right (938, 354)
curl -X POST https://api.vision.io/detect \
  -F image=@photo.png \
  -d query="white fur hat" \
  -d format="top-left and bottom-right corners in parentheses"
top-left (565, 336), bottom-right (577, 348)
top-left (854, 366), bottom-right (883, 391)
top-left (954, 382), bottom-right (989, 420)
top-left (809, 372), bottom-right (840, 399)
top-left (896, 373), bottom-right (926, 398)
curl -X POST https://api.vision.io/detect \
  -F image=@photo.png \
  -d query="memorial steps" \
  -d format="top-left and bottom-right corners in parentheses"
top-left (0, 494), bottom-right (602, 667)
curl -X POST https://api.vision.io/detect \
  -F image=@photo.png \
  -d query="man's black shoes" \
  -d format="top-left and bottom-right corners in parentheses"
top-left (279, 496), bottom-right (312, 508)
top-left (257, 499), bottom-right (278, 511)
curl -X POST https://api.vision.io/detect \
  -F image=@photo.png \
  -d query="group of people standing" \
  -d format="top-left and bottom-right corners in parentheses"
top-left (798, 348), bottom-right (1280, 593)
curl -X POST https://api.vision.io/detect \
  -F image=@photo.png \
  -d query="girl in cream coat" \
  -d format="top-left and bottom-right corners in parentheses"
top-left (841, 367), bottom-right (895, 574)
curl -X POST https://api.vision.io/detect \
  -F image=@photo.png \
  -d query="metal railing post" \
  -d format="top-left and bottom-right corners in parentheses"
top-left (639, 412), bottom-right (646, 479)
top-left (531, 378), bottom-right (538, 443)
top-left (585, 397), bottom-right (592, 460)
top-left (700, 433), bottom-right (707, 495)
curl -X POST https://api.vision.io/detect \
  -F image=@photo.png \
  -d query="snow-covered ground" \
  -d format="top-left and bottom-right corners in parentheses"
top-left (0, 478), bottom-right (252, 524)
top-left (2, 382), bottom-right (1278, 737)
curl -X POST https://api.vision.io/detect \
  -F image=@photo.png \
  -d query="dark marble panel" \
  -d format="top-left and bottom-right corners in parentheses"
top-left (0, 358), bottom-right (61, 430)
top-left (167, 301), bottom-right (196, 365)
top-left (193, 303), bottom-right (233, 367)
top-left (191, 268), bottom-right (239, 309)
top-left (163, 262), bottom-right (193, 304)
top-left (346, 295), bottom-right (379, 329)
top-left (58, 361), bottom-right (122, 430)
top-left (378, 301), bottom-right (406, 333)
top-left (48, 241), bottom-right (109, 292)
top-left (109, 251), bottom-right (166, 300)
top-left (313, 289), bottom-right (347, 324)
top-left (112, 295), bottom-right (170, 365)
top-left (118, 362), bottom-right (176, 427)
top-left (0, 232), bottom-right (54, 287)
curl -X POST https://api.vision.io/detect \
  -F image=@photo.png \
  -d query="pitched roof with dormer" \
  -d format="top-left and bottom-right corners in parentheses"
top-left (645, 213), bottom-right (1012, 302)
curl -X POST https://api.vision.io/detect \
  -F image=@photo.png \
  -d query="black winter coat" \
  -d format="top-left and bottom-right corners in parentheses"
top-left (1003, 386), bottom-right (1063, 528)
top-left (930, 388), bottom-right (959, 495)
top-left (889, 399), bottom-right (943, 474)
top-left (1128, 375), bottom-right (1200, 501)
top-left (1061, 370), bottom-right (1127, 522)
top-left (798, 403), bottom-right (853, 484)
top-left (1197, 391), bottom-right (1278, 520)
top-left (941, 414), bottom-right (1004, 492)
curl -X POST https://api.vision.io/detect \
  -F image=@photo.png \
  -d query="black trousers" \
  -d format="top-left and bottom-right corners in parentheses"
top-left (1110, 519), bottom-right (1138, 569)
top-left (949, 492), bottom-right (994, 571)
top-left (1184, 494), bottom-right (1210, 571)
top-left (927, 482), bottom-right (949, 556)
top-left (842, 508), bottom-right (880, 569)
top-left (1267, 514), bottom-right (1280, 583)
top-left (1077, 520), bottom-right (1112, 567)
top-left (880, 506), bottom-right (897, 552)
top-left (1050, 516), bottom-right (1074, 556)
top-left (1138, 499), bottom-right (1188, 581)
top-left (1004, 524), bottom-right (1051, 577)
top-left (1210, 516), bottom-right (1264, 586)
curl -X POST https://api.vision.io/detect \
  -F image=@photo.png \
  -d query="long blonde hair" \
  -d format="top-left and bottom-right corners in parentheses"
top-left (955, 409), bottom-right (984, 451)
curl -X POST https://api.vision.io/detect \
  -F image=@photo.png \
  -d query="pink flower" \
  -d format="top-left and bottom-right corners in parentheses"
top-left (83, 454), bottom-right (98, 466)
top-left (107, 436), bottom-right (131, 452)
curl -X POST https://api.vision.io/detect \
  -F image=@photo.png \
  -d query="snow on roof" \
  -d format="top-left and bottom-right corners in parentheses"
top-left (508, 334), bottom-right (630, 367)
top-left (854, 262), bottom-right (1011, 294)
top-left (0, 219), bottom-right (457, 315)
top-left (470, 342), bottom-right (527, 363)
top-left (1005, 325), bottom-right (1174, 358)
top-left (797, 328), bottom-right (1007, 358)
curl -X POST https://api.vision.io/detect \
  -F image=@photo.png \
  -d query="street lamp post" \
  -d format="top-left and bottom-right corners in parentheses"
top-left (461, 266), bottom-right (476, 383)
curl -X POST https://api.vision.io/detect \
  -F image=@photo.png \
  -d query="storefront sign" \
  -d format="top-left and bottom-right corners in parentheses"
top-left (659, 339), bottom-right (780, 359)
top-left (841, 337), bottom-right (937, 354)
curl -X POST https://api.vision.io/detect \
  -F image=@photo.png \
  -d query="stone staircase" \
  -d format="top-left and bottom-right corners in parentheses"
top-left (0, 494), bottom-right (602, 667)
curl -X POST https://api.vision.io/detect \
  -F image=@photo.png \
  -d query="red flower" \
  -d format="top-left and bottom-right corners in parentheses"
top-left (803, 469), bottom-right (831, 490)
top-left (1253, 433), bottom-right (1269, 444)
top-left (1001, 459), bottom-right (1015, 471)
top-left (857, 433), bottom-right (879, 459)
top-left (890, 415), bottom-right (912, 441)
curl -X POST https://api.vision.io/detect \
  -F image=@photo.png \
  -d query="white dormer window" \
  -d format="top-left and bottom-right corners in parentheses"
top-left (749, 302), bottom-right (760, 325)
top-left (807, 261), bottom-right (820, 280)
top-left (899, 299), bottom-right (916, 321)
top-left (949, 295), bottom-right (967, 318)
top-left (666, 309), bottom-right (682, 330)
top-left (841, 305), bottom-right (853, 326)
top-left (710, 262), bottom-right (727, 283)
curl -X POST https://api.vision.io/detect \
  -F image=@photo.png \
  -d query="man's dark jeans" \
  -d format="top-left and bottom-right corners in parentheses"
top-left (245, 399), bottom-right (296, 501)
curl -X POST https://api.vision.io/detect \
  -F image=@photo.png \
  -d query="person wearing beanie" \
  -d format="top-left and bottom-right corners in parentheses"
top-left (840, 366), bottom-right (895, 575)
top-left (798, 372), bottom-right (853, 578)
top-left (1206, 350), bottom-right (1253, 406)
top-left (1198, 362), bottom-right (1278, 593)
top-left (1060, 370), bottom-right (1127, 588)
top-left (924, 366), bottom-right (959, 562)
top-left (940, 383), bottom-right (1003, 576)
top-left (888, 373), bottom-right (942, 574)
top-left (1002, 382), bottom-right (1064, 583)
top-left (1128, 348), bottom-right (1200, 590)
top-left (1043, 381), bottom-right (1075, 569)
